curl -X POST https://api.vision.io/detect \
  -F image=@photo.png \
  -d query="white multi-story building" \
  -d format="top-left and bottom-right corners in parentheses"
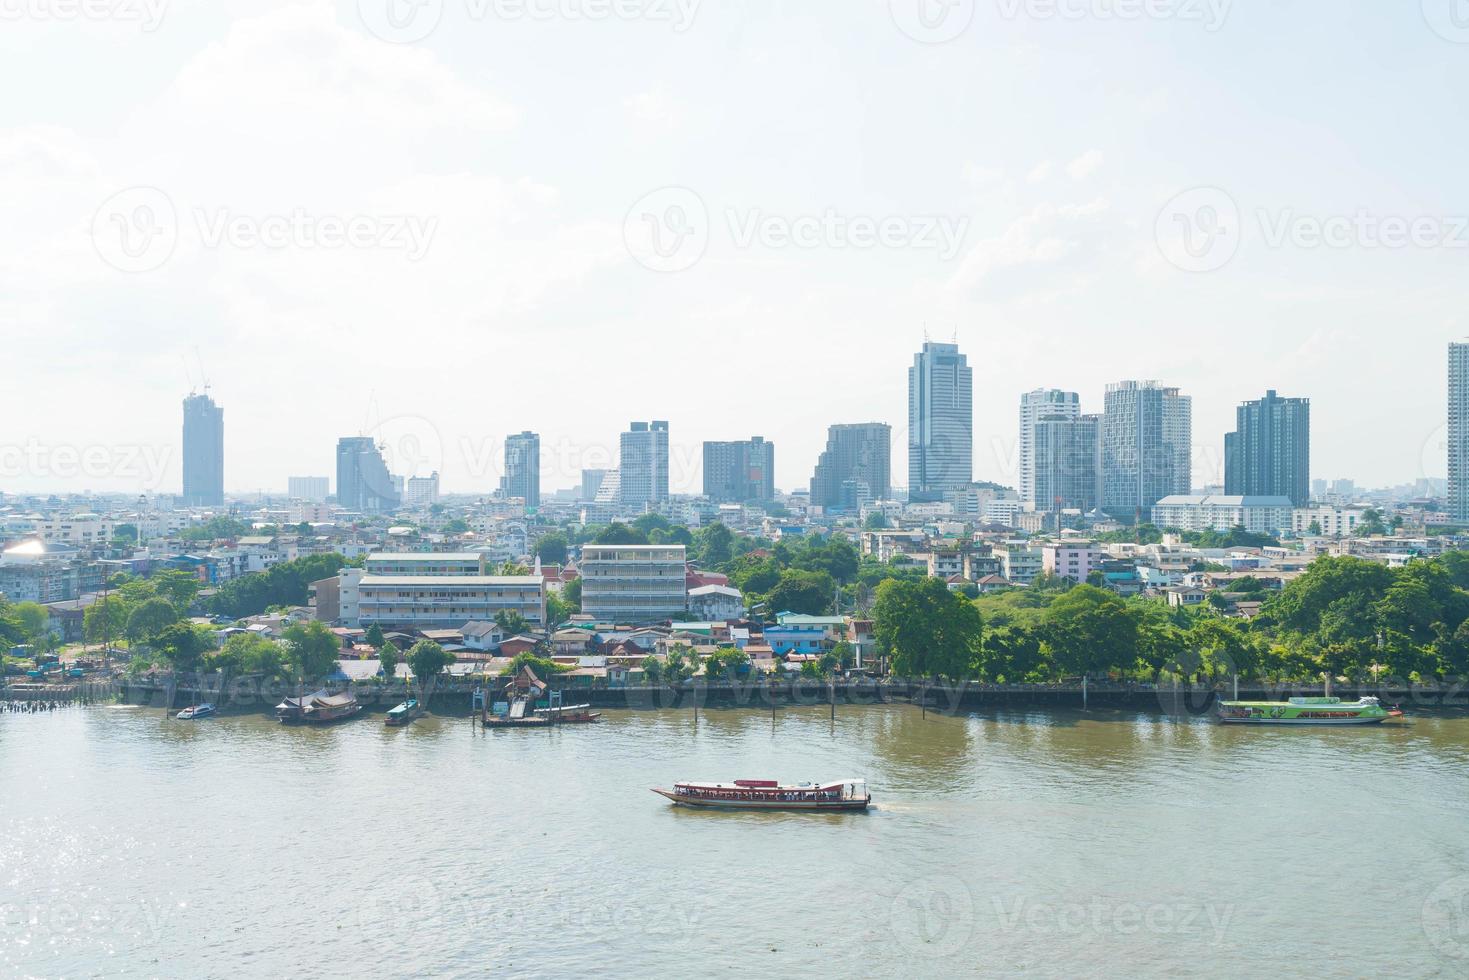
top-left (404, 473), bottom-right (440, 508)
top-left (356, 575), bottom-right (545, 630)
top-left (687, 584), bottom-right (744, 622)
top-left (579, 544), bottom-right (687, 624)
top-left (993, 542), bottom-right (1043, 585)
top-left (1151, 495), bottom-right (1294, 535)
top-left (365, 552), bottom-right (486, 576)
top-left (287, 476), bottom-right (330, 502)
top-left (1292, 505), bottom-right (1371, 538)
top-left (982, 499), bottom-right (1025, 527)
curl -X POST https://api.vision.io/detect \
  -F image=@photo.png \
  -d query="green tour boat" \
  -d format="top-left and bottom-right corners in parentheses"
top-left (1217, 696), bottom-right (1403, 726)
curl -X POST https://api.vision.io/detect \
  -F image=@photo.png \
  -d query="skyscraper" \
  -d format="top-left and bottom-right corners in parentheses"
top-left (181, 392), bottom-right (224, 506)
top-left (1033, 414), bottom-right (1100, 512)
top-left (336, 436), bottom-right (399, 513)
top-left (1450, 344), bottom-right (1469, 521)
top-left (501, 430), bottom-right (540, 507)
top-left (580, 469), bottom-right (609, 501)
top-left (1019, 389), bottom-right (1081, 505)
top-left (1101, 381), bottom-right (1190, 520)
top-left (619, 421), bottom-right (669, 509)
top-left (908, 341), bottom-right (973, 501)
top-left (703, 437), bottom-right (775, 503)
top-left (810, 423), bottom-right (891, 511)
top-left (1224, 390), bottom-right (1311, 506)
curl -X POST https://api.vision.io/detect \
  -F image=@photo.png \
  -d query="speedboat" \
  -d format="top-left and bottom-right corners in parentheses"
top-left (177, 703), bottom-right (216, 720)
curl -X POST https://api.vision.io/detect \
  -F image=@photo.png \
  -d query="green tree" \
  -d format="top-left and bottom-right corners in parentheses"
top-left (977, 625), bottom-right (1045, 682)
top-left (444, 518), bottom-right (470, 534)
top-left (641, 656), bottom-right (663, 683)
top-left (872, 577), bottom-right (983, 679)
top-left (207, 632), bottom-right (286, 680)
top-left (594, 522), bottom-right (648, 545)
top-left (378, 640), bottom-right (401, 682)
top-left (494, 610), bottom-right (530, 636)
top-left (152, 622), bottom-right (210, 674)
top-left (864, 511), bottom-right (889, 530)
top-left (152, 570), bottom-right (202, 612)
top-left (1043, 585), bottom-right (1137, 677)
top-left (282, 620), bottom-right (341, 682)
top-left (546, 591), bottom-right (573, 626)
top-left (12, 601), bottom-right (50, 641)
top-left (766, 569), bottom-right (835, 616)
top-left (536, 531), bottom-right (569, 565)
top-left (407, 640), bottom-right (456, 695)
top-left (1357, 509), bottom-right (1387, 537)
top-left (694, 523), bottom-right (734, 568)
top-left (364, 624), bottom-right (386, 649)
top-left (703, 646), bottom-right (751, 680)
top-left (562, 577), bottom-right (582, 611)
top-left (126, 597), bottom-right (182, 645)
top-left (84, 595), bottom-right (130, 646)
top-left (207, 553), bottom-right (347, 618)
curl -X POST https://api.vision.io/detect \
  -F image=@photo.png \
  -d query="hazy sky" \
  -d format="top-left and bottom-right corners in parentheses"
top-left (2, 0), bottom-right (1466, 497)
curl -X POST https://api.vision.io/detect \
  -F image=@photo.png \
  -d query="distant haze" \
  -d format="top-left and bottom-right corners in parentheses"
top-left (0, 2), bottom-right (1461, 495)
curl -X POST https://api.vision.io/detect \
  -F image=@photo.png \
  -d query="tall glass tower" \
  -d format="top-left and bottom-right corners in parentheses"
top-left (907, 341), bottom-right (973, 501)
top-left (181, 392), bottom-right (224, 506)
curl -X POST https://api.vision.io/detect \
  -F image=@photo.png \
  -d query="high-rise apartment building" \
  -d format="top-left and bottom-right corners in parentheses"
top-left (702, 437), bottom-right (775, 503)
top-left (908, 341), bottom-right (973, 501)
top-left (1451, 344), bottom-right (1469, 523)
top-left (1101, 381), bottom-right (1190, 520)
top-left (405, 472), bottom-right (440, 508)
top-left (581, 469), bottom-right (609, 501)
top-left (336, 436), bottom-right (399, 513)
top-left (501, 430), bottom-right (540, 507)
top-left (1224, 390), bottom-right (1311, 507)
top-left (619, 421), bottom-right (669, 509)
top-left (810, 423), bottom-right (890, 511)
top-left (1019, 389), bottom-right (1081, 505)
top-left (287, 476), bottom-right (330, 502)
top-left (181, 392), bottom-right (224, 506)
top-left (1033, 414), bottom-right (1100, 512)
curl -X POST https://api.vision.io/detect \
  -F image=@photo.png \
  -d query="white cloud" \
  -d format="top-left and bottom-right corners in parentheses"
top-left (1066, 149), bottom-right (1105, 180)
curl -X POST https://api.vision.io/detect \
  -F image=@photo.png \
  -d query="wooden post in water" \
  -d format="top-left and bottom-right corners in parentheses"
top-left (1233, 673), bottom-right (1239, 701)
top-left (1082, 674), bottom-right (1088, 710)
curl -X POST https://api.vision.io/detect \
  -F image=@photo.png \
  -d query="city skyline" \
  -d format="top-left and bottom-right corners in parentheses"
top-left (1, 6), bottom-right (1463, 498)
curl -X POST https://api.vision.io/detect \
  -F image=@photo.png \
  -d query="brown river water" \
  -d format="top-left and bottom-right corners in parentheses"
top-left (2, 703), bottom-right (1468, 977)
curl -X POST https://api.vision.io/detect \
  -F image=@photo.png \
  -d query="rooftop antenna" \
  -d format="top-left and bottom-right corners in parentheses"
top-left (192, 347), bottom-right (210, 397)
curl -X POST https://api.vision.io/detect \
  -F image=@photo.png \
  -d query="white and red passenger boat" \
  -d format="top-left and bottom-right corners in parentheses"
top-left (652, 778), bottom-right (871, 811)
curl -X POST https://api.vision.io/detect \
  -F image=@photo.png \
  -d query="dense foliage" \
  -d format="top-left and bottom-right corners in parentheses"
top-left (207, 553), bottom-right (346, 618)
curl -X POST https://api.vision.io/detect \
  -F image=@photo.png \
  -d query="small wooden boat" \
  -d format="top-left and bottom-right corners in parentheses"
top-left (176, 702), bottom-right (216, 720)
top-left (653, 779), bottom-right (871, 811)
top-left (385, 699), bottom-right (422, 727)
top-left (276, 689), bottom-right (362, 725)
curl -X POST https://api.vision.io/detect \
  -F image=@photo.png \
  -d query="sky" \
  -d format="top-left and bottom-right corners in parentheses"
top-left (1, 0), bottom-right (1467, 498)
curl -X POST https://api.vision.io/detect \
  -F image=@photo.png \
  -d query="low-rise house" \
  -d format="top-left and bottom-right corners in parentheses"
top-left (687, 584), bottom-right (744, 622)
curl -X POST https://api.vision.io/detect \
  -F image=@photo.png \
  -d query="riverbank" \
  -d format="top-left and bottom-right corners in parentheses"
top-left (7, 673), bottom-right (1467, 715)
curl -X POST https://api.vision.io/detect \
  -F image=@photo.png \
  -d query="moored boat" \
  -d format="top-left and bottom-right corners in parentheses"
top-left (384, 699), bottom-right (421, 727)
top-left (176, 702), bottom-right (216, 720)
top-left (276, 689), bottom-right (362, 725)
top-left (652, 778), bottom-right (871, 811)
top-left (1217, 695), bottom-right (1403, 725)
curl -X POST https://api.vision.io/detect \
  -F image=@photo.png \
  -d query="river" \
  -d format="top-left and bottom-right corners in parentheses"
top-left (2, 703), bottom-right (1467, 978)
